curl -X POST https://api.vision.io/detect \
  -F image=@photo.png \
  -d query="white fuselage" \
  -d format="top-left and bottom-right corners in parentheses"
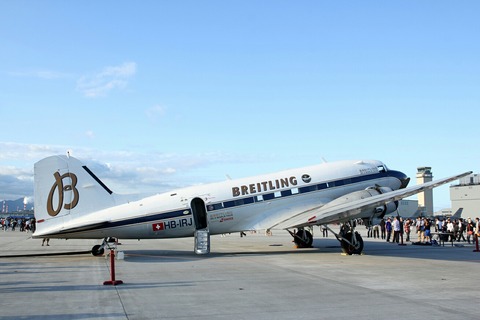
top-left (42, 159), bottom-right (403, 240)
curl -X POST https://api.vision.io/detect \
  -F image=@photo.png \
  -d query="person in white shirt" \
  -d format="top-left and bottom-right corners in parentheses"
top-left (446, 219), bottom-right (455, 242)
top-left (392, 217), bottom-right (401, 243)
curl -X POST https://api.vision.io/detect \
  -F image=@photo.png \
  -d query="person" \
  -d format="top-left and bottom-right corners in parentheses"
top-left (436, 218), bottom-right (443, 234)
top-left (380, 218), bottom-right (386, 239)
top-left (385, 218), bottom-right (392, 242)
top-left (373, 224), bottom-right (380, 239)
top-left (466, 218), bottom-right (475, 244)
top-left (404, 218), bottom-right (411, 242)
top-left (321, 225), bottom-right (328, 237)
top-left (415, 217), bottom-right (423, 242)
top-left (366, 225), bottom-right (372, 238)
top-left (42, 238), bottom-right (50, 246)
top-left (457, 218), bottom-right (466, 242)
top-left (446, 218), bottom-right (455, 242)
top-left (453, 219), bottom-right (460, 241)
top-left (423, 218), bottom-right (431, 243)
top-left (392, 217), bottom-right (400, 243)
top-left (399, 217), bottom-right (404, 243)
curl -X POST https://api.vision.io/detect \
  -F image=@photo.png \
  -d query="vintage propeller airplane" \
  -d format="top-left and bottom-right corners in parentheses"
top-left (32, 154), bottom-right (471, 256)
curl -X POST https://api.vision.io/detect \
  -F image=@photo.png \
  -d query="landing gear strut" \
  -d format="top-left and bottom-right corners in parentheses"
top-left (337, 221), bottom-right (364, 255)
top-left (289, 228), bottom-right (314, 248)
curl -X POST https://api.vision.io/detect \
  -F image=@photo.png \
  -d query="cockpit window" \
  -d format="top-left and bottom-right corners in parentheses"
top-left (377, 165), bottom-right (387, 173)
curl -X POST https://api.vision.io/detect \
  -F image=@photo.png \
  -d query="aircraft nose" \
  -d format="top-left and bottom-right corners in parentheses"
top-left (388, 170), bottom-right (410, 189)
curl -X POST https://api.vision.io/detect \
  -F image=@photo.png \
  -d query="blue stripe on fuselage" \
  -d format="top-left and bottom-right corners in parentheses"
top-left (107, 209), bottom-right (191, 229)
top-left (48, 209), bottom-right (192, 236)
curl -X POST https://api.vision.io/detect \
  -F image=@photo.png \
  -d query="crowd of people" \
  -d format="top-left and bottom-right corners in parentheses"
top-left (366, 215), bottom-right (480, 245)
top-left (1, 217), bottom-right (36, 233)
top-left (3, 214), bottom-right (480, 248)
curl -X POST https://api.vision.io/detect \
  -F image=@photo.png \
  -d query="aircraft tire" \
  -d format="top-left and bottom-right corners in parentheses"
top-left (294, 229), bottom-right (313, 248)
top-left (340, 231), bottom-right (364, 255)
top-left (91, 245), bottom-right (105, 256)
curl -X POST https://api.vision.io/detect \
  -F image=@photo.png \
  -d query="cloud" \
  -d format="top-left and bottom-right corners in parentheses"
top-left (145, 105), bottom-right (167, 122)
top-left (0, 166), bottom-right (34, 201)
top-left (76, 62), bottom-right (137, 98)
top-left (85, 130), bottom-right (95, 139)
top-left (0, 142), bottom-right (246, 201)
top-left (9, 69), bottom-right (72, 80)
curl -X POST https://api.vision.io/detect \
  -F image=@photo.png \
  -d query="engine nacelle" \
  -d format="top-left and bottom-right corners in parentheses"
top-left (367, 186), bottom-right (398, 218)
top-left (322, 186), bottom-right (398, 220)
top-left (373, 200), bottom-right (398, 218)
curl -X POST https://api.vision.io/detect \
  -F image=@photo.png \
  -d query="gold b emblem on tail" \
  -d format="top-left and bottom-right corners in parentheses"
top-left (47, 172), bottom-right (80, 216)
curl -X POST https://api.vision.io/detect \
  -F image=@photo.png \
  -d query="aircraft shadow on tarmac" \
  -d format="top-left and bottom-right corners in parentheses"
top-left (0, 261), bottom-right (99, 276)
top-left (0, 313), bottom-right (127, 320)
top-left (122, 238), bottom-right (480, 263)
top-left (1, 279), bottom-right (195, 294)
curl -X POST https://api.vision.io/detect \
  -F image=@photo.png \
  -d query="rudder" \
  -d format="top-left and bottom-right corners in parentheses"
top-left (34, 155), bottom-right (116, 235)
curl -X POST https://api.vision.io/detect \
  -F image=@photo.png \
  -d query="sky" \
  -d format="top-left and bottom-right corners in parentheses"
top-left (1, 1), bottom-right (479, 211)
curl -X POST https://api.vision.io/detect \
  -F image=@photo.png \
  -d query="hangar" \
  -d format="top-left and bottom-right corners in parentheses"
top-left (450, 173), bottom-right (480, 218)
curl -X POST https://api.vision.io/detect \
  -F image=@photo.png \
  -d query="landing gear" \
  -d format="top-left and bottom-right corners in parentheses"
top-left (91, 237), bottom-right (117, 256)
top-left (340, 231), bottom-right (364, 255)
top-left (338, 222), bottom-right (364, 255)
top-left (92, 244), bottom-right (105, 256)
top-left (290, 228), bottom-right (314, 248)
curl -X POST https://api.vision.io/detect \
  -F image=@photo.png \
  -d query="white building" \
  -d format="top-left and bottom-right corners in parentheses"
top-left (397, 199), bottom-right (419, 218)
top-left (450, 173), bottom-right (480, 218)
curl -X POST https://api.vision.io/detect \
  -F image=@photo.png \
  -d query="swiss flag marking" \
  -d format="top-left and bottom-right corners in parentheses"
top-left (152, 222), bottom-right (164, 231)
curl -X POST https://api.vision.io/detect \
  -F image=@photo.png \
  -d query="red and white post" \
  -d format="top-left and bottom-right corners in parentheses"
top-left (103, 249), bottom-right (124, 285)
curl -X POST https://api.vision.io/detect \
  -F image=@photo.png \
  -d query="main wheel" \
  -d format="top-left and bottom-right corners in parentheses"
top-left (91, 245), bottom-right (105, 256)
top-left (294, 229), bottom-right (313, 248)
top-left (340, 231), bottom-right (364, 255)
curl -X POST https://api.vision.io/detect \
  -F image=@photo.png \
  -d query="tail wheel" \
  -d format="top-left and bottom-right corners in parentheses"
top-left (340, 231), bottom-right (364, 255)
top-left (91, 245), bottom-right (105, 256)
top-left (294, 229), bottom-right (313, 248)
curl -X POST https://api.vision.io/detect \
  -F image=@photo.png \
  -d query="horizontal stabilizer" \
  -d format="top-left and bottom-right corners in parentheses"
top-left (33, 219), bottom-right (109, 238)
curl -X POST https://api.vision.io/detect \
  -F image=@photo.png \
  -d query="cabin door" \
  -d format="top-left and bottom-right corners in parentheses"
top-left (191, 197), bottom-right (209, 254)
top-left (191, 197), bottom-right (208, 230)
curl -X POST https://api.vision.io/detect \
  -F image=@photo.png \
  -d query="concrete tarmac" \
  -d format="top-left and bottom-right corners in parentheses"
top-left (1, 228), bottom-right (479, 320)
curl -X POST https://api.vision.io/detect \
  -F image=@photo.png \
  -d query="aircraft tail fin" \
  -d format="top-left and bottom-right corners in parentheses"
top-left (451, 208), bottom-right (463, 219)
top-left (34, 155), bottom-right (116, 236)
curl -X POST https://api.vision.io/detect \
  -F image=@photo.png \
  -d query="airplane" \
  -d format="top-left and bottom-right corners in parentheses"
top-left (32, 154), bottom-right (471, 256)
top-left (403, 208), bottom-right (463, 223)
top-left (431, 208), bottom-right (463, 221)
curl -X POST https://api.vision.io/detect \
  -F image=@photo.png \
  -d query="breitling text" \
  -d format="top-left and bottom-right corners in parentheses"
top-left (232, 176), bottom-right (298, 197)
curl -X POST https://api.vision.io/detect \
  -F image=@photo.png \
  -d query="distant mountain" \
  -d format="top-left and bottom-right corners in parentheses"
top-left (1, 198), bottom-right (34, 213)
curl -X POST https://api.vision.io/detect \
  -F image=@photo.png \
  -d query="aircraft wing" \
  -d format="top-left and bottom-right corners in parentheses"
top-left (271, 171), bottom-right (472, 230)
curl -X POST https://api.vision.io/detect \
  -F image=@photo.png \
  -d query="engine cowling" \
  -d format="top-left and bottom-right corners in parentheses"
top-left (322, 186), bottom-right (398, 219)
top-left (367, 186), bottom-right (398, 218)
